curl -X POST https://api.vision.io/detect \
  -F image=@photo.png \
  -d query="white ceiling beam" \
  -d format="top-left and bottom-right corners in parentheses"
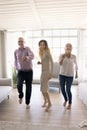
top-left (28, 0), bottom-right (43, 28)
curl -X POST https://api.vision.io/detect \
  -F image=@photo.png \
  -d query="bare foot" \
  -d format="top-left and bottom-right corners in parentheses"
top-left (63, 101), bottom-right (67, 107)
top-left (45, 104), bottom-right (52, 112)
top-left (42, 102), bottom-right (47, 107)
top-left (66, 104), bottom-right (71, 109)
top-left (19, 98), bottom-right (23, 104)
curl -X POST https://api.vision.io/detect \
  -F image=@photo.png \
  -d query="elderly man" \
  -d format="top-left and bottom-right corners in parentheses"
top-left (14, 37), bottom-right (34, 109)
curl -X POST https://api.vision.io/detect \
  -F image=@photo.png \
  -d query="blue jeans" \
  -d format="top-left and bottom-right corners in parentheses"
top-left (59, 75), bottom-right (73, 104)
top-left (17, 70), bottom-right (33, 105)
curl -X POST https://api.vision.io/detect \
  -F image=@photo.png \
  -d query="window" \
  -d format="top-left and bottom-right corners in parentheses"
top-left (6, 29), bottom-right (78, 80)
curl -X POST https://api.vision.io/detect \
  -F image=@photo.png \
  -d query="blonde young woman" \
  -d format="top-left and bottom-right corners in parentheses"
top-left (37, 40), bottom-right (53, 111)
top-left (59, 43), bottom-right (78, 109)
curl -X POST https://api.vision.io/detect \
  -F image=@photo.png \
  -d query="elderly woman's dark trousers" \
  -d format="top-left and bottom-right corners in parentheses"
top-left (59, 75), bottom-right (73, 104)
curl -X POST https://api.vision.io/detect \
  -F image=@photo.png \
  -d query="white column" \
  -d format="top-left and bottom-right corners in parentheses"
top-left (0, 31), bottom-right (7, 78)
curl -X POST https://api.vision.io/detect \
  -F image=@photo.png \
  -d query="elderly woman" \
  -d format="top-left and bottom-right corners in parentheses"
top-left (59, 43), bottom-right (78, 109)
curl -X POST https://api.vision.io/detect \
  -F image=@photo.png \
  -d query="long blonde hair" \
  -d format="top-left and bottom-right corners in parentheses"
top-left (38, 40), bottom-right (50, 58)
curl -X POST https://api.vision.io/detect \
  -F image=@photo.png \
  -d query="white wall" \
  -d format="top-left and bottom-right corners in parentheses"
top-left (78, 29), bottom-right (87, 81)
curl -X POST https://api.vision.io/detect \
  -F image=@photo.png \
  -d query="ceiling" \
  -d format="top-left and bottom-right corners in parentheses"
top-left (0, 0), bottom-right (87, 31)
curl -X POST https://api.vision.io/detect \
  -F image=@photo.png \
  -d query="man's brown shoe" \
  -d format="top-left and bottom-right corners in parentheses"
top-left (19, 98), bottom-right (23, 104)
top-left (26, 105), bottom-right (30, 109)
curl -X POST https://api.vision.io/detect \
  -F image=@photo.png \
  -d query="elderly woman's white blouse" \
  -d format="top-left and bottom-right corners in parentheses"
top-left (59, 54), bottom-right (78, 77)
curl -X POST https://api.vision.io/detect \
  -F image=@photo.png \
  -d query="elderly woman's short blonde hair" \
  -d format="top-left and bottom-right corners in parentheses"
top-left (65, 43), bottom-right (72, 49)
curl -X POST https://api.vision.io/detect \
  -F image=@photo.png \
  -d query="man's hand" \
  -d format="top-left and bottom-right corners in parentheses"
top-left (22, 56), bottom-right (28, 61)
